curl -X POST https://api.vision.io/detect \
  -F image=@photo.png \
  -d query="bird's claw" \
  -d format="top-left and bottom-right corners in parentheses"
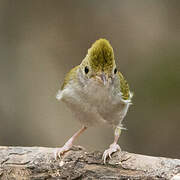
top-left (54, 142), bottom-right (73, 160)
top-left (102, 143), bottom-right (121, 164)
top-left (54, 147), bottom-right (66, 160)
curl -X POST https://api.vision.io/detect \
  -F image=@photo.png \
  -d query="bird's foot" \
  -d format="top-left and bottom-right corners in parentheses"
top-left (54, 141), bottom-right (73, 160)
top-left (102, 143), bottom-right (121, 164)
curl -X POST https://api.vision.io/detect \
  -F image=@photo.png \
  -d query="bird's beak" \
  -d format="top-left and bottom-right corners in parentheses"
top-left (93, 73), bottom-right (109, 85)
top-left (100, 73), bottom-right (107, 85)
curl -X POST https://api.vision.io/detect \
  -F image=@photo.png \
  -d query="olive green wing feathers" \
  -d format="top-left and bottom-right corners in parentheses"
top-left (118, 71), bottom-right (132, 100)
top-left (56, 65), bottom-right (79, 100)
top-left (61, 65), bottom-right (79, 90)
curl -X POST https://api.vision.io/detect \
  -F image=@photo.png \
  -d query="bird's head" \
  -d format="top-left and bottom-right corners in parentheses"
top-left (80, 39), bottom-right (117, 86)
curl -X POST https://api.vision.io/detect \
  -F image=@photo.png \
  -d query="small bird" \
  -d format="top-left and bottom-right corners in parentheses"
top-left (56, 38), bottom-right (133, 163)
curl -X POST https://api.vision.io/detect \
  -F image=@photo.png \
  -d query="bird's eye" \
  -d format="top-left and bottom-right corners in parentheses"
top-left (85, 66), bottom-right (89, 74)
top-left (114, 68), bottom-right (117, 74)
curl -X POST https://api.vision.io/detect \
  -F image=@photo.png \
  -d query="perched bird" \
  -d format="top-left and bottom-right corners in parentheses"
top-left (56, 38), bottom-right (133, 163)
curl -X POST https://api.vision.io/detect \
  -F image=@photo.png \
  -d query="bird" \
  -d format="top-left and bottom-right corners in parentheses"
top-left (56, 38), bottom-right (133, 163)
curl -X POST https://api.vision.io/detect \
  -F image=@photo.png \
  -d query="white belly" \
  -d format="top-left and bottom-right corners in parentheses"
top-left (57, 79), bottom-right (130, 127)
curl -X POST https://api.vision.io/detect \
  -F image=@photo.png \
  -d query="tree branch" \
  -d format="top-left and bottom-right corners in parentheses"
top-left (0, 146), bottom-right (180, 179)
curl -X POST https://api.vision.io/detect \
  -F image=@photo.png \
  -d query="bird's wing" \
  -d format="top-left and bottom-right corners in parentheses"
top-left (117, 71), bottom-right (131, 100)
top-left (61, 65), bottom-right (80, 90)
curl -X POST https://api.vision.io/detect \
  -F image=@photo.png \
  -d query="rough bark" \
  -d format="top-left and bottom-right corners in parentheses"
top-left (0, 146), bottom-right (180, 180)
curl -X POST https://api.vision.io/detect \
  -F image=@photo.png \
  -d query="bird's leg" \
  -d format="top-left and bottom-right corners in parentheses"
top-left (55, 126), bottom-right (87, 159)
top-left (103, 126), bottom-right (121, 163)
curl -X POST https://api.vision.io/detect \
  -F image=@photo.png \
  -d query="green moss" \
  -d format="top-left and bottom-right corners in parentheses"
top-left (88, 39), bottom-right (115, 73)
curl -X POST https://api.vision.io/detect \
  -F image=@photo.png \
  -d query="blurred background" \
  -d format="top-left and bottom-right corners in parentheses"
top-left (0, 0), bottom-right (179, 158)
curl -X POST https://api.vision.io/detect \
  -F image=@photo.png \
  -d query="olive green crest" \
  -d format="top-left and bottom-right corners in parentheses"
top-left (88, 39), bottom-right (115, 73)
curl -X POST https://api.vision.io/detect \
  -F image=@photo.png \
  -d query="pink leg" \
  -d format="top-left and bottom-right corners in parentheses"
top-left (55, 126), bottom-right (87, 159)
top-left (103, 127), bottom-right (121, 163)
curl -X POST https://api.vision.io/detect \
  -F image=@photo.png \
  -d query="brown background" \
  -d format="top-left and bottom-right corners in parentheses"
top-left (0, 0), bottom-right (179, 158)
